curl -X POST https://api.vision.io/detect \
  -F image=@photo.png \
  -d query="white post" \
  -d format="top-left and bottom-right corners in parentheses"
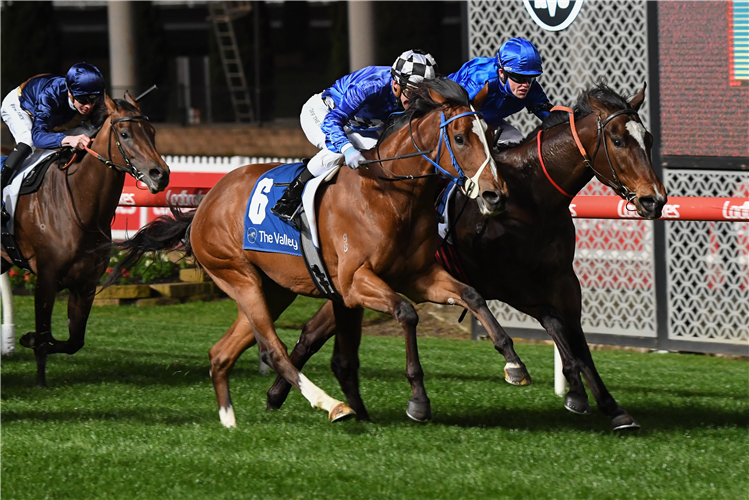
top-left (108, 1), bottom-right (137, 98)
top-left (348, 1), bottom-right (376, 72)
top-left (1, 272), bottom-right (15, 356)
top-left (554, 344), bottom-right (567, 397)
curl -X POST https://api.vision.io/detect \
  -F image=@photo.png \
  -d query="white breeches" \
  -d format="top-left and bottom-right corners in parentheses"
top-left (495, 118), bottom-right (525, 145)
top-left (1, 88), bottom-right (34, 150)
top-left (299, 93), bottom-right (379, 177)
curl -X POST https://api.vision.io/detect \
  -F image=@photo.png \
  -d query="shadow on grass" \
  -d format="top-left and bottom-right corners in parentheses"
top-left (360, 403), bottom-right (748, 433)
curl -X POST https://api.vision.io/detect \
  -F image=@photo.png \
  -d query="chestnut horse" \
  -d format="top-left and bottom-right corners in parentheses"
top-left (1, 94), bottom-right (170, 387)
top-left (265, 82), bottom-right (667, 431)
top-left (108, 79), bottom-right (532, 425)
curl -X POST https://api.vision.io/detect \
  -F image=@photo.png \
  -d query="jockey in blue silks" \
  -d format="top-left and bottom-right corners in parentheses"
top-left (1, 62), bottom-right (106, 204)
top-left (271, 49), bottom-right (439, 222)
top-left (448, 37), bottom-right (552, 148)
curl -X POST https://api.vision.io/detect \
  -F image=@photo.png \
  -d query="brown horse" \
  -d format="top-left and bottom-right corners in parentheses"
top-left (265, 82), bottom-right (667, 431)
top-left (108, 78), bottom-right (532, 425)
top-left (0, 94), bottom-right (170, 387)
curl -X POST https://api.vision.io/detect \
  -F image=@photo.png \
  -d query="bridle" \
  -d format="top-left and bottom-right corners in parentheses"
top-left (375, 105), bottom-right (497, 199)
top-left (59, 112), bottom-right (153, 232)
top-left (81, 114), bottom-right (152, 184)
top-left (539, 105), bottom-right (640, 203)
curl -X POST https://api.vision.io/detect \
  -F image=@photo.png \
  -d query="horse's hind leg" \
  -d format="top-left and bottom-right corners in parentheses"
top-left (209, 311), bottom-right (257, 428)
top-left (266, 300), bottom-right (337, 411)
top-left (209, 269), bottom-right (354, 423)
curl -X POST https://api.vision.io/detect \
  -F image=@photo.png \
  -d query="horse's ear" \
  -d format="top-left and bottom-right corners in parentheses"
top-left (124, 90), bottom-right (141, 110)
top-left (472, 82), bottom-right (490, 110)
top-left (628, 83), bottom-right (646, 111)
top-left (105, 93), bottom-right (118, 114)
top-left (428, 87), bottom-right (448, 104)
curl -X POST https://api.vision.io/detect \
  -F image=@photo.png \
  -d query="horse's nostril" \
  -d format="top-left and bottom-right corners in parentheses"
top-left (482, 191), bottom-right (500, 205)
top-left (149, 168), bottom-right (163, 180)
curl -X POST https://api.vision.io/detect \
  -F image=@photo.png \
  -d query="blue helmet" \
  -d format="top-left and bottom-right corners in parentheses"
top-left (65, 62), bottom-right (105, 97)
top-left (497, 38), bottom-right (543, 76)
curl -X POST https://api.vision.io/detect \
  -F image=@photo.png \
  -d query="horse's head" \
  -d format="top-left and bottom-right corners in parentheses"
top-left (581, 83), bottom-right (667, 219)
top-left (387, 79), bottom-right (508, 216)
top-left (93, 93), bottom-right (170, 193)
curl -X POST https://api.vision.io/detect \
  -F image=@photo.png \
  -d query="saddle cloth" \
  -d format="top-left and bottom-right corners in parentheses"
top-left (2, 149), bottom-right (57, 233)
top-left (243, 162), bottom-right (338, 256)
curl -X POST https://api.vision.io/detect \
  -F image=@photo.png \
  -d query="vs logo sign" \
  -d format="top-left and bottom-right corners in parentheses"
top-left (522, 0), bottom-right (584, 32)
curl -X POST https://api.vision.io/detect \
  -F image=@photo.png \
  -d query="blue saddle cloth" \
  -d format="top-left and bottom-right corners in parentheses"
top-left (243, 162), bottom-right (304, 257)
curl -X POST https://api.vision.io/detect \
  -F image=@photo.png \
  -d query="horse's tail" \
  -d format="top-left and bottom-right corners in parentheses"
top-left (102, 208), bottom-right (195, 289)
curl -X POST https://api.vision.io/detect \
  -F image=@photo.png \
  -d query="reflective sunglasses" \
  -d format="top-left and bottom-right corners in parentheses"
top-left (75, 94), bottom-right (100, 105)
top-left (505, 72), bottom-right (536, 85)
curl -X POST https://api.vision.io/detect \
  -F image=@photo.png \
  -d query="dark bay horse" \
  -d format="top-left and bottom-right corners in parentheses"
top-left (265, 82), bottom-right (667, 431)
top-left (1, 94), bottom-right (170, 387)
top-left (108, 79), bottom-right (531, 426)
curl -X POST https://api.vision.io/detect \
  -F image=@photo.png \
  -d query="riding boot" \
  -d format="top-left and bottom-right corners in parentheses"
top-left (270, 167), bottom-right (314, 222)
top-left (1, 143), bottom-right (32, 223)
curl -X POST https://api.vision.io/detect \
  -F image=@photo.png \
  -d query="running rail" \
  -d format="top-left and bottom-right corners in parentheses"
top-left (118, 188), bottom-right (749, 221)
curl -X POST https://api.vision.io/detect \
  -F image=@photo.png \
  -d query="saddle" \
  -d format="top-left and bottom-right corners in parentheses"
top-left (1, 151), bottom-right (67, 271)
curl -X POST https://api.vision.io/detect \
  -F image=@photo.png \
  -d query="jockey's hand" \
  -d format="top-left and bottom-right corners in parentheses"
top-left (343, 148), bottom-right (365, 169)
top-left (62, 134), bottom-right (92, 150)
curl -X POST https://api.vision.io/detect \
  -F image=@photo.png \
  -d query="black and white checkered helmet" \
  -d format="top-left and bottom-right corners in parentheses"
top-left (391, 49), bottom-right (439, 88)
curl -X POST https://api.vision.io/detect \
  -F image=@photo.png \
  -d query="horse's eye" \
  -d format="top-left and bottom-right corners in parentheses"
top-left (120, 131), bottom-right (129, 139)
top-left (454, 134), bottom-right (464, 145)
top-left (612, 138), bottom-right (623, 148)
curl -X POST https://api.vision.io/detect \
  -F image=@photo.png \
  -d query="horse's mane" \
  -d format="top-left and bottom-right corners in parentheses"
top-left (90, 97), bottom-right (139, 128)
top-left (526, 81), bottom-right (631, 139)
top-left (379, 78), bottom-right (471, 144)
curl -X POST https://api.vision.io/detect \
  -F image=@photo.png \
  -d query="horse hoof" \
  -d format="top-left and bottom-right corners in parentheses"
top-left (611, 412), bottom-right (641, 431)
top-left (19, 332), bottom-right (37, 349)
top-left (504, 363), bottom-right (532, 386)
top-left (406, 398), bottom-right (432, 422)
top-left (329, 403), bottom-right (356, 423)
top-left (564, 393), bottom-right (592, 415)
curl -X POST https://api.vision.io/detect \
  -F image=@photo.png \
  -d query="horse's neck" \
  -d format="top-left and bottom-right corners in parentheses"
top-left (511, 117), bottom-right (598, 212)
top-left (63, 127), bottom-right (126, 224)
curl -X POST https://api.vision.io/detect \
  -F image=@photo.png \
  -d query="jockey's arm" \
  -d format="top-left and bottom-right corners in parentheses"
top-left (31, 95), bottom-right (68, 150)
top-left (320, 83), bottom-right (374, 154)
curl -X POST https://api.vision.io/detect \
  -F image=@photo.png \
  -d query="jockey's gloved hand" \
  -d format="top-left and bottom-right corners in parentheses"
top-left (343, 148), bottom-right (365, 169)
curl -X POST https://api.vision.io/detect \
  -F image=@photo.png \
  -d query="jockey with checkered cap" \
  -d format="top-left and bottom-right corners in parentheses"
top-left (271, 49), bottom-right (439, 222)
top-left (449, 38), bottom-right (552, 148)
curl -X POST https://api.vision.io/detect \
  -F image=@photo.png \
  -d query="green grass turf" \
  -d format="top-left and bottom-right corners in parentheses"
top-left (2, 296), bottom-right (747, 500)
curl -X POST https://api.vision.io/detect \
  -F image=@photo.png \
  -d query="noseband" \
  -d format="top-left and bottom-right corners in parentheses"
top-left (542, 106), bottom-right (640, 203)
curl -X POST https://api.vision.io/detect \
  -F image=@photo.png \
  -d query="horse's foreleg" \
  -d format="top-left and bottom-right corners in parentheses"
top-left (407, 266), bottom-right (531, 386)
top-left (329, 303), bottom-right (369, 421)
top-left (209, 312), bottom-right (257, 428)
top-left (549, 276), bottom-right (639, 430)
top-left (19, 272), bottom-right (59, 387)
top-left (266, 300), bottom-right (337, 411)
top-left (538, 309), bottom-right (591, 415)
top-left (347, 267), bottom-right (431, 422)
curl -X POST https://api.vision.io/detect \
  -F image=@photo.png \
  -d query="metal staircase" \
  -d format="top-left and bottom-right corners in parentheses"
top-left (208, 2), bottom-right (255, 122)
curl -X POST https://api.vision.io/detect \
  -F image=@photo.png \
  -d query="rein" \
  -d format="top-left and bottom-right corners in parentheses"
top-left (538, 105), bottom-right (640, 202)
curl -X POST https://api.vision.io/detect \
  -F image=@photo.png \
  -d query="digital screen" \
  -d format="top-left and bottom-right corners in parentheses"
top-left (658, 1), bottom-right (749, 158)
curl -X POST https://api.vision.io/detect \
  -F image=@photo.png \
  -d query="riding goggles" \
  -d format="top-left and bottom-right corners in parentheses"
top-left (74, 94), bottom-right (101, 105)
top-left (505, 72), bottom-right (537, 85)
